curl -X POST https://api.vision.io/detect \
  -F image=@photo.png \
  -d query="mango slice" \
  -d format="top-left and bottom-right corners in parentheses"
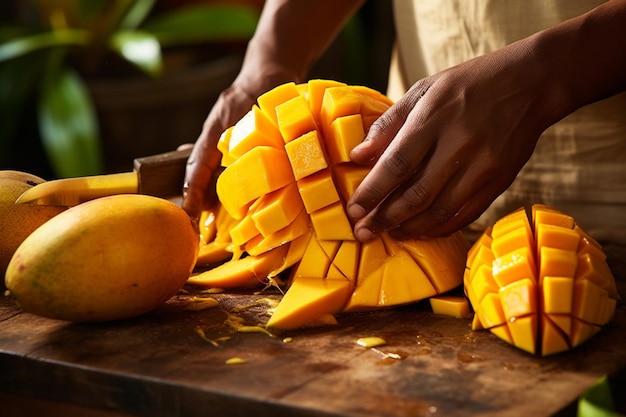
top-left (464, 204), bottom-right (617, 356)
top-left (193, 80), bottom-right (470, 329)
top-left (265, 277), bottom-right (353, 329)
top-left (188, 244), bottom-right (288, 289)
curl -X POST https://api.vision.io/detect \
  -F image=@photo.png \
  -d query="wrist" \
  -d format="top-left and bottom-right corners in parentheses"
top-left (526, 1), bottom-right (626, 123)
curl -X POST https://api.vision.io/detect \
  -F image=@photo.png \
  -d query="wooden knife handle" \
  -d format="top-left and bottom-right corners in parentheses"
top-left (133, 147), bottom-right (192, 198)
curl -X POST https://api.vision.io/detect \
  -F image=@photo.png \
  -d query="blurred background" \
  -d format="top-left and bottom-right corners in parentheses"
top-left (0, 0), bottom-right (394, 179)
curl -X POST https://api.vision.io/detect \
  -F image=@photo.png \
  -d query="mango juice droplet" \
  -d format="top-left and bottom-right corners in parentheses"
top-left (356, 336), bottom-right (387, 348)
top-left (225, 357), bottom-right (247, 365)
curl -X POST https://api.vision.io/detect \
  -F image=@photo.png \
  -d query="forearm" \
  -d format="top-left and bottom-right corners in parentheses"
top-left (529, 0), bottom-right (626, 125)
top-left (236, 0), bottom-right (364, 90)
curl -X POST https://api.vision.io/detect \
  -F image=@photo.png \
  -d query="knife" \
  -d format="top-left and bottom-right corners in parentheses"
top-left (16, 147), bottom-right (192, 206)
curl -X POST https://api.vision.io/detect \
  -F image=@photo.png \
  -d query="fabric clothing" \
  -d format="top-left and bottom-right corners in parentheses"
top-left (388, 0), bottom-right (626, 244)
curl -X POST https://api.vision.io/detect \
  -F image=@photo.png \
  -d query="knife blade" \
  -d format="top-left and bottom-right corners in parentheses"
top-left (16, 147), bottom-right (192, 206)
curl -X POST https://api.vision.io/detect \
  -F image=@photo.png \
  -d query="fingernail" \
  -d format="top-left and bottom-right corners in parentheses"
top-left (347, 203), bottom-right (367, 220)
top-left (355, 226), bottom-right (375, 242)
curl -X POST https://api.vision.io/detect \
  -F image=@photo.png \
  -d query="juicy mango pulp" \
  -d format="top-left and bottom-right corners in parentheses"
top-left (464, 204), bottom-right (618, 356)
top-left (189, 80), bottom-right (470, 329)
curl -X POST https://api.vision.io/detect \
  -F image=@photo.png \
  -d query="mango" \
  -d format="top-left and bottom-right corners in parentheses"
top-left (464, 204), bottom-right (617, 356)
top-left (6, 194), bottom-right (199, 322)
top-left (0, 171), bottom-right (66, 281)
top-left (191, 80), bottom-right (470, 330)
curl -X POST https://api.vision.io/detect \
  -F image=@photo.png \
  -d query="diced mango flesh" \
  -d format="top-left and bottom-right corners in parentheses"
top-left (195, 80), bottom-right (470, 329)
top-left (216, 146), bottom-right (295, 219)
top-left (297, 170), bottom-right (340, 213)
top-left (228, 105), bottom-right (283, 159)
top-left (464, 204), bottom-right (617, 356)
top-left (285, 130), bottom-right (328, 181)
top-left (275, 94), bottom-right (318, 143)
top-left (429, 295), bottom-right (472, 318)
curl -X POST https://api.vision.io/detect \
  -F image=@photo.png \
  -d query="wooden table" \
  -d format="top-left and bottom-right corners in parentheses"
top-left (2, 245), bottom-right (626, 417)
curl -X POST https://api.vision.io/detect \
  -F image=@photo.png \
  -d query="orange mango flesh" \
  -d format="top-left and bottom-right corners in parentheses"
top-left (193, 80), bottom-right (469, 330)
top-left (188, 244), bottom-right (289, 289)
top-left (464, 204), bottom-right (617, 356)
top-left (429, 295), bottom-right (472, 319)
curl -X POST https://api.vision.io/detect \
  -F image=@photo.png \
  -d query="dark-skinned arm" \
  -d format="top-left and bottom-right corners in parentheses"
top-left (182, 0), bottom-right (364, 218)
top-left (347, 0), bottom-right (626, 241)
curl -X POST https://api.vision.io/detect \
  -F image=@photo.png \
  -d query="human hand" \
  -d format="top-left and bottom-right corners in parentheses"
top-left (347, 50), bottom-right (553, 241)
top-left (181, 81), bottom-right (259, 218)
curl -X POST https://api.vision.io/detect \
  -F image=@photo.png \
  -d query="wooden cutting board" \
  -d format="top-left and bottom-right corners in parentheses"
top-left (1, 245), bottom-right (625, 417)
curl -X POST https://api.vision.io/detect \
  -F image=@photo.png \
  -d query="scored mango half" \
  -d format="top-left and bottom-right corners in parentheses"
top-left (188, 80), bottom-right (470, 329)
top-left (464, 204), bottom-right (618, 356)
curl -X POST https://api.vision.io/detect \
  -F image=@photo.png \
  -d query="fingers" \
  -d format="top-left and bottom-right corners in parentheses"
top-left (347, 81), bottom-right (434, 222)
top-left (355, 149), bottom-right (517, 241)
top-left (182, 121), bottom-right (222, 219)
top-left (350, 80), bottom-right (430, 165)
top-left (387, 172), bottom-right (511, 240)
top-left (182, 85), bottom-right (253, 218)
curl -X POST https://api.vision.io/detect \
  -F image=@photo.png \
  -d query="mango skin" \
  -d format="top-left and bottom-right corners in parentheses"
top-left (6, 194), bottom-right (199, 322)
top-left (0, 171), bottom-right (66, 280)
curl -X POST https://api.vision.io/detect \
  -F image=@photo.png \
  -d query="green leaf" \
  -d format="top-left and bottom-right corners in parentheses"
top-left (109, 29), bottom-right (163, 77)
top-left (578, 375), bottom-right (620, 417)
top-left (38, 66), bottom-right (104, 177)
top-left (141, 5), bottom-right (259, 47)
top-left (0, 29), bottom-right (89, 62)
top-left (118, 0), bottom-right (158, 30)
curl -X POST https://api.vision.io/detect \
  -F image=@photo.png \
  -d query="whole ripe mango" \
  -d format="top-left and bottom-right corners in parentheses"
top-left (6, 194), bottom-right (199, 322)
top-left (0, 171), bottom-right (66, 281)
top-left (464, 204), bottom-right (618, 356)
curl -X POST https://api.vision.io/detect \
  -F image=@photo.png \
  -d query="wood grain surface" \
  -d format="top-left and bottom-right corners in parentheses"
top-left (1, 245), bottom-right (625, 417)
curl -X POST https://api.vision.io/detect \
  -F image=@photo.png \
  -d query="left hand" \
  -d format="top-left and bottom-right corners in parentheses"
top-left (346, 48), bottom-right (554, 241)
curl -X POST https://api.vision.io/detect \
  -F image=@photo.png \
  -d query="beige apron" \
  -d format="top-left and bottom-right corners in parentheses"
top-left (388, 0), bottom-right (626, 244)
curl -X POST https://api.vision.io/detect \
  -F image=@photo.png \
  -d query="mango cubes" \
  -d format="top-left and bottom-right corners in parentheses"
top-left (191, 80), bottom-right (470, 329)
top-left (464, 204), bottom-right (618, 356)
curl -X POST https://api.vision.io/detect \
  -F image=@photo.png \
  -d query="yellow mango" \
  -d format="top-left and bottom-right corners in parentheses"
top-left (198, 80), bottom-right (469, 329)
top-left (266, 276), bottom-right (353, 330)
top-left (0, 171), bottom-right (67, 279)
top-left (257, 81), bottom-right (301, 126)
top-left (285, 130), bottom-right (328, 181)
top-left (333, 164), bottom-right (369, 201)
top-left (429, 296), bottom-right (472, 319)
top-left (216, 146), bottom-right (295, 218)
top-left (268, 232), bottom-right (312, 278)
top-left (6, 195), bottom-right (199, 322)
top-left (464, 204), bottom-right (617, 356)
top-left (327, 241), bottom-right (359, 282)
top-left (309, 202), bottom-right (354, 241)
top-left (229, 213), bottom-right (260, 249)
top-left (245, 208), bottom-right (310, 256)
top-left (196, 241), bottom-right (232, 266)
top-left (296, 171), bottom-right (339, 215)
top-left (291, 236), bottom-right (336, 280)
top-left (320, 86), bottom-right (361, 128)
top-left (189, 244), bottom-right (288, 289)
top-left (275, 94), bottom-right (319, 142)
top-left (250, 182), bottom-right (303, 237)
top-left (217, 127), bottom-right (237, 166)
top-left (228, 105), bottom-right (283, 159)
top-left (307, 79), bottom-right (347, 123)
top-left (326, 114), bottom-right (365, 164)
